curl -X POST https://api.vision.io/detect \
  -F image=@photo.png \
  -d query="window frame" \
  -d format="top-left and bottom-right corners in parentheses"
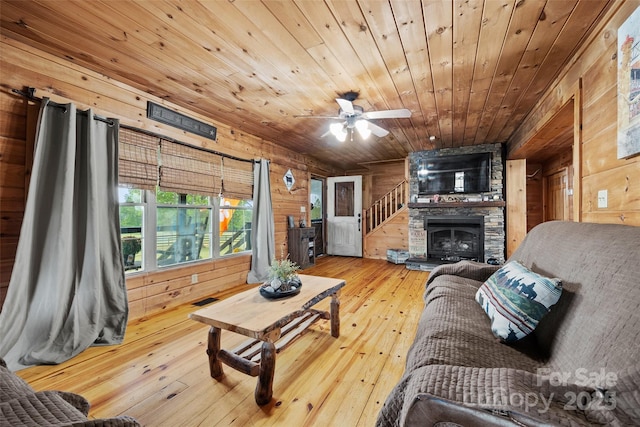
top-left (119, 188), bottom-right (252, 276)
top-left (217, 198), bottom-right (254, 257)
top-left (118, 188), bottom-right (146, 273)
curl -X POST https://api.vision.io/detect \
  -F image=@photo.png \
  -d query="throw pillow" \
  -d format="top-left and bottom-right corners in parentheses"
top-left (475, 260), bottom-right (562, 342)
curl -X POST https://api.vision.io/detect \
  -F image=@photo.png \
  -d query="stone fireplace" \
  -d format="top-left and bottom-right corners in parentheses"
top-left (407, 143), bottom-right (505, 266)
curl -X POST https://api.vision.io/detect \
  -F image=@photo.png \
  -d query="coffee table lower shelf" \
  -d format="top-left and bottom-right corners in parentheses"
top-left (230, 311), bottom-right (324, 364)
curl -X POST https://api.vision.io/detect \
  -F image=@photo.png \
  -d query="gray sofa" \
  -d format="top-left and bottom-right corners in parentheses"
top-left (0, 358), bottom-right (140, 426)
top-left (377, 221), bottom-right (640, 426)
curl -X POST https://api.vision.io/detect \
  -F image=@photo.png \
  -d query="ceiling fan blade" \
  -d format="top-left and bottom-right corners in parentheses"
top-left (362, 108), bottom-right (411, 119)
top-left (293, 114), bottom-right (342, 119)
top-left (335, 98), bottom-right (354, 115)
top-left (367, 121), bottom-right (389, 137)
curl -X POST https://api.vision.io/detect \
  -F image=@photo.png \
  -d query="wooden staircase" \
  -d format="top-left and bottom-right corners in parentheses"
top-left (363, 180), bottom-right (409, 259)
top-left (364, 180), bottom-right (408, 235)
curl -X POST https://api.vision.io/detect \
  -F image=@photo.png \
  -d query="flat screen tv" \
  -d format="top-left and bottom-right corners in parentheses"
top-left (417, 152), bottom-right (491, 195)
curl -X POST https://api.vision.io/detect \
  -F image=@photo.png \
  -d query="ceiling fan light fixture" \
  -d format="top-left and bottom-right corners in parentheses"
top-left (300, 96), bottom-right (409, 141)
top-left (330, 122), bottom-right (348, 141)
top-left (330, 122), bottom-right (343, 136)
top-left (359, 128), bottom-right (371, 139)
top-left (355, 119), bottom-right (371, 139)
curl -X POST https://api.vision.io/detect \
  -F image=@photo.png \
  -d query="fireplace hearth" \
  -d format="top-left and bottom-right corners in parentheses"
top-left (424, 216), bottom-right (484, 262)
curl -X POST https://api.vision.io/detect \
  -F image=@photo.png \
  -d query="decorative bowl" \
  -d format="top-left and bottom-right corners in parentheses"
top-left (259, 278), bottom-right (302, 299)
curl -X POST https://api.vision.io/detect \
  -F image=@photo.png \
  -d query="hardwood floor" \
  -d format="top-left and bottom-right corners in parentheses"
top-left (17, 257), bottom-right (429, 426)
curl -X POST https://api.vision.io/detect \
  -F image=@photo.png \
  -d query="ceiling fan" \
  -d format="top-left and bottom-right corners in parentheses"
top-left (294, 91), bottom-right (411, 141)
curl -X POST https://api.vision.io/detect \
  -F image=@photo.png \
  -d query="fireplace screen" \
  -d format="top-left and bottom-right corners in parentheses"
top-left (424, 216), bottom-right (484, 262)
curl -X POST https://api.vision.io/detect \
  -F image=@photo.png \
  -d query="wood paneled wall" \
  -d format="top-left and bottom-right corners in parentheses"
top-left (508, 1), bottom-right (640, 226)
top-left (363, 210), bottom-right (409, 259)
top-left (363, 160), bottom-right (407, 204)
top-left (526, 162), bottom-right (544, 230)
top-left (0, 37), bottom-right (340, 317)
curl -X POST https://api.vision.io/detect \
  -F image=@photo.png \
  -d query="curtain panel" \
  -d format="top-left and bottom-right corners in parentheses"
top-left (247, 159), bottom-right (275, 284)
top-left (0, 100), bottom-right (128, 371)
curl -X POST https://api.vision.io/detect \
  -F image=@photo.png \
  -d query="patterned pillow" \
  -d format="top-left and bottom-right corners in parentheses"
top-left (475, 260), bottom-right (562, 342)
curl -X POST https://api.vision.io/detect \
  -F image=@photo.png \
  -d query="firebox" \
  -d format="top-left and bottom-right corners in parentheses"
top-left (424, 215), bottom-right (484, 262)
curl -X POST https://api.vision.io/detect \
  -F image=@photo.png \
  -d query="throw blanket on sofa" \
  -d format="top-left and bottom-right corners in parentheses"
top-left (0, 357), bottom-right (140, 426)
top-left (377, 221), bottom-right (640, 427)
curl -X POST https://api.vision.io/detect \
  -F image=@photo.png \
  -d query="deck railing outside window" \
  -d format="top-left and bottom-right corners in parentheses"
top-left (118, 188), bottom-right (252, 274)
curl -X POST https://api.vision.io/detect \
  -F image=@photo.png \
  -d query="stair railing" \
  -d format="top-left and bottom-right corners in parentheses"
top-left (364, 180), bottom-right (408, 234)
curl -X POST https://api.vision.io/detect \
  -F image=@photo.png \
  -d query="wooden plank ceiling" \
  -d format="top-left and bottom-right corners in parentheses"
top-left (1, 0), bottom-right (612, 171)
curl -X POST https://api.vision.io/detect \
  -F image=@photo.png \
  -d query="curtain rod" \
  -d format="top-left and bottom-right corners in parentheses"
top-left (11, 87), bottom-right (257, 164)
top-left (12, 87), bottom-right (116, 126)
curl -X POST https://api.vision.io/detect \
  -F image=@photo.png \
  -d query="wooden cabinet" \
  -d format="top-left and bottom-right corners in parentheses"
top-left (288, 227), bottom-right (315, 269)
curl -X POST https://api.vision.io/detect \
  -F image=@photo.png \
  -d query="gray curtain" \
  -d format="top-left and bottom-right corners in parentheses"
top-left (0, 99), bottom-right (128, 371)
top-left (247, 159), bottom-right (275, 283)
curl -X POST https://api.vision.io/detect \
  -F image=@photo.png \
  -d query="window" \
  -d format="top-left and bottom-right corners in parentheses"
top-left (118, 188), bottom-right (252, 274)
top-left (117, 127), bottom-right (254, 273)
top-left (334, 181), bottom-right (354, 216)
top-left (119, 188), bottom-right (144, 272)
top-left (310, 178), bottom-right (323, 222)
top-left (219, 198), bottom-right (253, 255)
top-left (156, 190), bottom-right (212, 267)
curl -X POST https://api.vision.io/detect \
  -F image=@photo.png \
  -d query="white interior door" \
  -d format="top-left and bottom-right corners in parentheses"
top-left (327, 176), bottom-right (362, 257)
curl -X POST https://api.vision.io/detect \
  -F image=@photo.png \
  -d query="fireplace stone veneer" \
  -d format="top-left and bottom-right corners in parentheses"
top-left (408, 143), bottom-right (505, 264)
top-left (409, 206), bottom-right (504, 263)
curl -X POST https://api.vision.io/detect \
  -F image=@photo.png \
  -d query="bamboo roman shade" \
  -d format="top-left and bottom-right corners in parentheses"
top-left (118, 128), bottom-right (158, 190)
top-left (221, 157), bottom-right (254, 200)
top-left (118, 127), bottom-right (253, 198)
top-left (159, 139), bottom-right (221, 197)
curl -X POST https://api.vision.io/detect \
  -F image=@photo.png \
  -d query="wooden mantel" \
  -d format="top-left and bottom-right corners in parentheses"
top-left (408, 201), bottom-right (506, 209)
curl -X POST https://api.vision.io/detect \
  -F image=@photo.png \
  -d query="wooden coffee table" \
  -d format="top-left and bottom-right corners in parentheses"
top-left (189, 274), bottom-right (346, 405)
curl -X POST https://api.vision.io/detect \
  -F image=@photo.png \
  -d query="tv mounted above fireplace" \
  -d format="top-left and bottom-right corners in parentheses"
top-left (417, 152), bottom-right (491, 195)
